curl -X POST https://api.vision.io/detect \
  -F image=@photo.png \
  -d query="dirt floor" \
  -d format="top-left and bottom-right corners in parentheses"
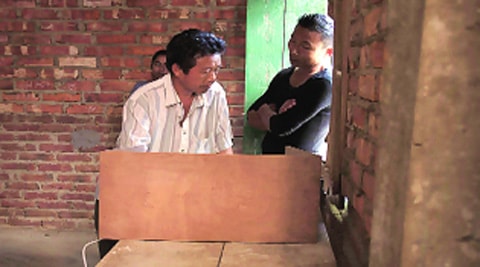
top-left (0, 226), bottom-right (100, 267)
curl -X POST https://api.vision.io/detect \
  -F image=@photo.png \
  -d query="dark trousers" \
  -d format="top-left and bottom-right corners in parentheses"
top-left (94, 200), bottom-right (118, 259)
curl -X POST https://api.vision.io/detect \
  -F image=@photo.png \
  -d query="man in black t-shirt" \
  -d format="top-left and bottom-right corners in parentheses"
top-left (247, 13), bottom-right (334, 159)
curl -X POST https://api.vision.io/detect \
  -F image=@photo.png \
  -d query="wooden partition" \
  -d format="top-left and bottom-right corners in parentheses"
top-left (99, 150), bottom-right (322, 243)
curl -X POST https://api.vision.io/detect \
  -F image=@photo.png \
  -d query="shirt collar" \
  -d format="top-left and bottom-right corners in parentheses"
top-left (165, 74), bottom-right (206, 108)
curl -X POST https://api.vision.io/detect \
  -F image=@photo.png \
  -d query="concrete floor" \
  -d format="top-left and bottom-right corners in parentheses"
top-left (0, 226), bottom-right (100, 267)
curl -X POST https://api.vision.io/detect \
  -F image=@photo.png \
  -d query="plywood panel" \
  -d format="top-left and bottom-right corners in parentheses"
top-left (220, 242), bottom-right (336, 267)
top-left (96, 240), bottom-right (222, 267)
top-left (99, 151), bottom-right (321, 242)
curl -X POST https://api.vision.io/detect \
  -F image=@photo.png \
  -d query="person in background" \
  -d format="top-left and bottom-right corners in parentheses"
top-left (247, 13), bottom-right (333, 160)
top-left (95, 29), bottom-right (234, 259)
top-left (130, 49), bottom-right (168, 95)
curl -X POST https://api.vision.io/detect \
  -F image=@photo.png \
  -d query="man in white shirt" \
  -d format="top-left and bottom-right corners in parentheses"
top-left (95, 29), bottom-right (234, 258)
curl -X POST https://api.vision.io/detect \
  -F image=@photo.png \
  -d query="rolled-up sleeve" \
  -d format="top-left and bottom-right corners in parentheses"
top-left (116, 98), bottom-right (151, 152)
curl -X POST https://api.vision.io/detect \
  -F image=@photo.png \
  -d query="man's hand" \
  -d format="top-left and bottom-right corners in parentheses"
top-left (279, 99), bottom-right (296, 114)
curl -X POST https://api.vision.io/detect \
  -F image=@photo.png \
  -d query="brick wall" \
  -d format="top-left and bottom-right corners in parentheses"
top-left (0, 0), bottom-right (246, 229)
top-left (329, 0), bottom-right (386, 265)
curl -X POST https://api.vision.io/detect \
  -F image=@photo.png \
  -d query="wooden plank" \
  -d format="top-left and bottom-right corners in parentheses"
top-left (96, 240), bottom-right (223, 267)
top-left (220, 242), bottom-right (336, 267)
top-left (99, 151), bottom-right (322, 242)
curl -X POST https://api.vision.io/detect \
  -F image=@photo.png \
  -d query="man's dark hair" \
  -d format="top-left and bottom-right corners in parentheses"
top-left (166, 29), bottom-right (226, 74)
top-left (150, 49), bottom-right (166, 68)
top-left (298, 13), bottom-right (334, 46)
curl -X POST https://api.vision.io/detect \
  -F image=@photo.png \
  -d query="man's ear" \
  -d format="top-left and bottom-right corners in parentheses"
top-left (171, 63), bottom-right (183, 77)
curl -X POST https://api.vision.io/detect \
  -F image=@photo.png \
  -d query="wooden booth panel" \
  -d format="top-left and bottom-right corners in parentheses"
top-left (96, 240), bottom-right (223, 267)
top-left (99, 151), bottom-right (322, 243)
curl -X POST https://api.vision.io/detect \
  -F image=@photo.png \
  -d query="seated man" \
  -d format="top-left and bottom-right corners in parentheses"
top-left (130, 49), bottom-right (168, 95)
top-left (95, 29), bottom-right (234, 258)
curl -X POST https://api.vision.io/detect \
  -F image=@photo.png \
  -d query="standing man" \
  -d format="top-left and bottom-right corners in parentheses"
top-left (130, 49), bottom-right (168, 95)
top-left (247, 13), bottom-right (333, 160)
top-left (95, 28), bottom-right (234, 259)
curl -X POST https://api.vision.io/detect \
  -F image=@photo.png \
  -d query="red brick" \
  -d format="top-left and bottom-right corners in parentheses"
top-left (38, 45), bottom-right (70, 55)
top-left (99, 80), bottom-right (135, 91)
top-left (38, 144), bottom-right (73, 152)
top-left (355, 138), bottom-right (372, 166)
top-left (368, 112), bottom-right (378, 138)
top-left (16, 133), bottom-right (51, 142)
top-left (0, 103), bottom-right (24, 113)
top-left (43, 93), bottom-right (81, 102)
top-left (18, 152), bottom-right (55, 161)
top-left (0, 67), bottom-right (13, 78)
top-left (8, 218), bottom-right (42, 227)
top-left (0, 9), bottom-right (16, 19)
top-left (17, 57), bottom-right (54, 67)
top-left (82, 69), bottom-right (122, 79)
top-left (104, 9), bottom-right (145, 19)
top-left (2, 92), bottom-right (39, 101)
top-left (16, 80), bottom-right (55, 90)
top-left (42, 183), bottom-right (75, 190)
top-left (85, 22), bottom-right (123, 31)
top-left (56, 154), bottom-right (93, 162)
top-left (228, 106), bottom-right (243, 117)
top-left (25, 104), bottom-right (63, 114)
top-left (0, 143), bottom-right (37, 152)
top-left (5, 182), bottom-right (39, 190)
top-left (226, 93), bottom-right (244, 105)
top-left (14, 68), bottom-right (38, 79)
top-left (37, 0), bottom-right (67, 7)
top-left (0, 79), bottom-right (14, 90)
top-left (352, 105), bottom-right (367, 129)
top-left (66, 104), bottom-right (104, 114)
top-left (55, 115), bottom-right (91, 124)
top-left (60, 193), bottom-right (94, 201)
top-left (353, 194), bottom-right (365, 219)
top-left (84, 93), bottom-right (124, 103)
top-left (74, 164), bottom-right (99, 173)
top-left (11, 34), bottom-right (52, 45)
top-left (0, 57), bottom-right (14, 66)
top-left (171, 0), bottom-right (207, 5)
top-left (100, 57), bottom-right (142, 68)
top-left (61, 81), bottom-right (96, 91)
top-left (350, 18), bottom-right (363, 43)
top-left (358, 74), bottom-right (376, 101)
top-left (84, 46), bottom-right (123, 56)
top-left (362, 172), bottom-right (375, 201)
top-left (83, 0), bottom-right (112, 7)
top-left (61, 9), bottom-right (101, 20)
top-left (364, 5), bottom-right (383, 37)
top-left (54, 34), bottom-right (92, 44)
top-left (72, 201), bottom-right (94, 210)
top-left (36, 201), bottom-right (71, 209)
top-left (24, 209), bottom-right (57, 217)
top-left (0, 134), bottom-right (15, 141)
top-left (97, 34), bottom-right (136, 44)
top-left (224, 46), bottom-right (245, 57)
top-left (369, 41), bottom-right (384, 68)
top-left (37, 163), bottom-right (73, 172)
top-left (58, 210), bottom-right (92, 218)
top-left (350, 161), bottom-right (363, 188)
top-left (76, 184), bottom-right (96, 192)
top-left (25, 192), bottom-right (58, 200)
top-left (58, 174), bottom-right (95, 183)
top-left (0, 21), bottom-right (35, 32)
top-left (216, 0), bottom-right (245, 5)
top-left (170, 21), bottom-right (212, 32)
top-left (20, 173), bottom-right (54, 182)
top-left (220, 69), bottom-right (245, 81)
top-left (0, 191), bottom-right (21, 199)
top-left (126, 0), bottom-right (169, 7)
top-left (127, 22), bottom-right (166, 32)
top-left (39, 21), bottom-right (79, 31)
top-left (22, 9), bottom-right (59, 20)
top-left (53, 68), bottom-right (79, 80)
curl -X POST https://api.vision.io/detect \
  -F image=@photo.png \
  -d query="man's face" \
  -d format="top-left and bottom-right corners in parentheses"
top-left (174, 54), bottom-right (222, 96)
top-left (151, 55), bottom-right (168, 80)
top-left (288, 26), bottom-right (330, 68)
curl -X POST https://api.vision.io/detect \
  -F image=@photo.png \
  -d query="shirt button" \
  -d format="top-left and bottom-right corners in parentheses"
top-left (182, 131), bottom-right (186, 135)
top-left (180, 149), bottom-right (185, 153)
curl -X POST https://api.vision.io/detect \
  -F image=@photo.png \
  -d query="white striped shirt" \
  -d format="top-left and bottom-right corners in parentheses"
top-left (116, 74), bottom-right (233, 153)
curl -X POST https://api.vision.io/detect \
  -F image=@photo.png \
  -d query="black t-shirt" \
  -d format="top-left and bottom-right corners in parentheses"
top-left (248, 67), bottom-right (332, 155)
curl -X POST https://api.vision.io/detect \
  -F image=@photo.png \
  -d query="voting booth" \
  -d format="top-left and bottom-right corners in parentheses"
top-left (97, 149), bottom-right (335, 266)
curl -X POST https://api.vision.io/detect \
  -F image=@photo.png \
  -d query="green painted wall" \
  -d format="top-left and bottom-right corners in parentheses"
top-left (243, 0), bottom-right (328, 154)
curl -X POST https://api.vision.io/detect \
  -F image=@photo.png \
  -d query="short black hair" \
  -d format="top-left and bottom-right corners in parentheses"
top-left (150, 49), bottom-right (166, 68)
top-left (166, 29), bottom-right (226, 74)
top-left (298, 13), bottom-right (334, 46)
